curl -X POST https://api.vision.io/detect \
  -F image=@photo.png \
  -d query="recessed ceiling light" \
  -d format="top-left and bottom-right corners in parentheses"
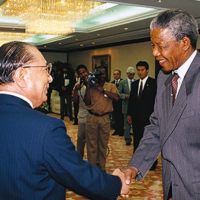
top-left (75, 39), bottom-right (79, 41)
top-left (155, 0), bottom-right (165, 2)
top-left (97, 34), bottom-right (100, 36)
top-left (59, 42), bottom-right (62, 45)
top-left (92, 42), bottom-right (95, 44)
top-left (124, 27), bottom-right (129, 30)
top-left (80, 44), bottom-right (83, 46)
top-left (44, 46), bottom-right (46, 48)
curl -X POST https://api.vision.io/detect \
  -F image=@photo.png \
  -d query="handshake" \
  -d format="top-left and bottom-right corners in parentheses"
top-left (112, 166), bottom-right (139, 198)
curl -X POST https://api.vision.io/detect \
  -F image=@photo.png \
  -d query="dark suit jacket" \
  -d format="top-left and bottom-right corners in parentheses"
top-left (57, 72), bottom-right (75, 96)
top-left (127, 77), bottom-right (157, 127)
top-left (128, 52), bottom-right (200, 200)
top-left (0, 94), bottom-right (121, 200)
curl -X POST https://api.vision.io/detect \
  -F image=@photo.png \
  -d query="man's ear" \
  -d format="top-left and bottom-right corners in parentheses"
top-left (181, 36), bottom-right (191, 51)
top-left (13, 67), bottom-right (27, 88)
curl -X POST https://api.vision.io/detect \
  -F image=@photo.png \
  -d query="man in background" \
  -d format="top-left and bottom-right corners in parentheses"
top-left (73, 70), bottom-right (80, 125)
top-left (73, 64), bottom-right (88, 158)
top-left (59, 66), bottom-right (75, 120)
top-left (0, 41), bottom-right (129, 200)
top-left (127, 61), bottom-right (157, 170)
top-left (118, 66), bottom-right (135, 145)
top-left (111, 69), bottom-right (124, 136)
top-left (84, 66), bottom-right (119, 171)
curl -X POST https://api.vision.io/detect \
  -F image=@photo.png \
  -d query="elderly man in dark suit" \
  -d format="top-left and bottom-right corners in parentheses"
top-left (111, 69), bottom-right (124, 136)
top-left (0, 41), bottom-right (130, 200)
top-left (124, 9), bottom-right (200, 200)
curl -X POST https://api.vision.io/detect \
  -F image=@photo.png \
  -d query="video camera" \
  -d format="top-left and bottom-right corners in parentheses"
top-left (87, 71), bottom-right (102, 87)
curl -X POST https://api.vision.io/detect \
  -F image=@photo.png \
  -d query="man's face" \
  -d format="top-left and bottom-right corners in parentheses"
top-left (77, 68), bottom-right (88, 82)
top-left (137, 66), bottom-right (149, 80)
top-left (113, 70), bottom-right (121, 80)
top-left (127, 72), bottom-right (135, 80)
top-left (25, 46), bottom-right (52, 108)
top-left (98, 68), bottom-right (107, 83)
top-left (151, 28), bottom-right (186, 72)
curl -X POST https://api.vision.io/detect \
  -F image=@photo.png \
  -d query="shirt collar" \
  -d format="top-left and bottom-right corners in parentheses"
top-left (174, 50), bottom-right (197, 80)
top-left (0, 91), bottom-right (33, 108)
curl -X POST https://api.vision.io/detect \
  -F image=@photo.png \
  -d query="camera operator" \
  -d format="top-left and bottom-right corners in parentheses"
top-left (84, 66), bottom-right (119, 171)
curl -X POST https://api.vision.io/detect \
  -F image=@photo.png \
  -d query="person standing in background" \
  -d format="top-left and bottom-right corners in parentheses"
top-left (84, 66), bottom-right (119, 171)
top-left (127, 61), bottom-right (157, 170)
top-left (59, 66), bottom-right (75, 120)
top-left (111, 69), bottom-right (124, 136)
top-left (73, 64), bottom-right (88, 158)
top-left (118, 67), bottom-right (135, 146)
top-left (73, 71), bottom-right (80, 125)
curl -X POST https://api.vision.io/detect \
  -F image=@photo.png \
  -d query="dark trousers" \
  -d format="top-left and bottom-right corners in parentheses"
top-left (60, 94), bottom-right (72, 119)
top-left (73, 101), bottom-right (79, 124)
top-left (133, 122), bottom-right (157, 169)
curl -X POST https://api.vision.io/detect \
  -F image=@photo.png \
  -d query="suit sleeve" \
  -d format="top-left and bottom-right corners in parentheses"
top-left (43, 118), bottom-right (121, 200)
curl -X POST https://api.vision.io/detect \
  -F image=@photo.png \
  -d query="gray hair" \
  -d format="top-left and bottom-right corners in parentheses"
top-left (0, 41), bottom-right (36, 84)
top-left (126, 66), bottom-right (135, 74)
top-left (150, 8), bottom-right (198, 49)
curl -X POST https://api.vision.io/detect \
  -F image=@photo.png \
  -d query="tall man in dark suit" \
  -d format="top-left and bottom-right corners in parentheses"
top-left (0, 41), bottom-right (130, 200)
top-left (127, 61), bottom-right (157, 170)
top-left (123, 9), bottom-right (200, 200)
top-left (111, 69), bottom-right (124, 136)
top-left (127, 61), bottom-right (157, 151)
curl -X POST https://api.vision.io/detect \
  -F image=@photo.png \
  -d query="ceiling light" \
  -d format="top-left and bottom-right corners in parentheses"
top-left (124, 28), bottom-right (129, 30)
top-left (92, 42), bottom-right (95, 44)
top-left (0, 32), bottom-right (33, 46)
top-left (155, 0), bottom-right (165, 2)
top-left (0, 0), bottom-right (104, 35)
top-left (80, 44), bottom-right (84, 46)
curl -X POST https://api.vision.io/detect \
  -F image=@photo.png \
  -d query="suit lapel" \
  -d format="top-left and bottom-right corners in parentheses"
top-left (162, 52), bottom-right (200, 145)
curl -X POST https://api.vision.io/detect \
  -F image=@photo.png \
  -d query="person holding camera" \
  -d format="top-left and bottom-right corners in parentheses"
top-left (73, 64), bottom-right (89, 158)
top-left (84, 66), bottom-right (119, 171)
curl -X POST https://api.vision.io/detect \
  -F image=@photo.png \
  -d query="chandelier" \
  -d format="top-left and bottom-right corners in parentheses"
top-left (0, 0), bottom-right (104, 35)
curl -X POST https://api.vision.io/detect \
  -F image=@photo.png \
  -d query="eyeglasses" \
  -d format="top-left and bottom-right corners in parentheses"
top-left (23, 63), bottom-right (52, 75)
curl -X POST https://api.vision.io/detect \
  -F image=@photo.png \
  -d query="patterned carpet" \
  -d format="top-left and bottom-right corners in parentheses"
top-left (49, 113), bottom-right (163, 200)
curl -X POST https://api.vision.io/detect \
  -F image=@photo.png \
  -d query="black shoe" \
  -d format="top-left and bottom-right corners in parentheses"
top-left (130, 132), bottom-right (133, 135)
top-left (126, 141), bottom-right (131, 146)
top-left (70, 118), bottom-right (73, 121)
top-left (112, 131), bottom-right (118, 136)
top-left (119, 133), bottom-right (124, 136)
top-left (73, 122), bottom-right (78, 125)
top-left (60, 116), bottom-right (64, 120)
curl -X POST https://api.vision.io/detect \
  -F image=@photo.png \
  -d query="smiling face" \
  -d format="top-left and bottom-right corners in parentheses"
top-left (25, 46), bottom-right (52, 108)
top-left (151, 28), bottom-right (187, 72)
top-left (77, 67), bottom-right (88, 82)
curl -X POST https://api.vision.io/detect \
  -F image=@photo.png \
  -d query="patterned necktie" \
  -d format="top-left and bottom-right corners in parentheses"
top-left (172, 73), bottom-right (179, 105)
top-left (138, 81), bottom-right (143, 101)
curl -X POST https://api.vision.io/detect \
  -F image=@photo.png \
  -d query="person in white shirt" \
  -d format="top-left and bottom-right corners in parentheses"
top-left (73, 64), bottom-right (89, 157)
